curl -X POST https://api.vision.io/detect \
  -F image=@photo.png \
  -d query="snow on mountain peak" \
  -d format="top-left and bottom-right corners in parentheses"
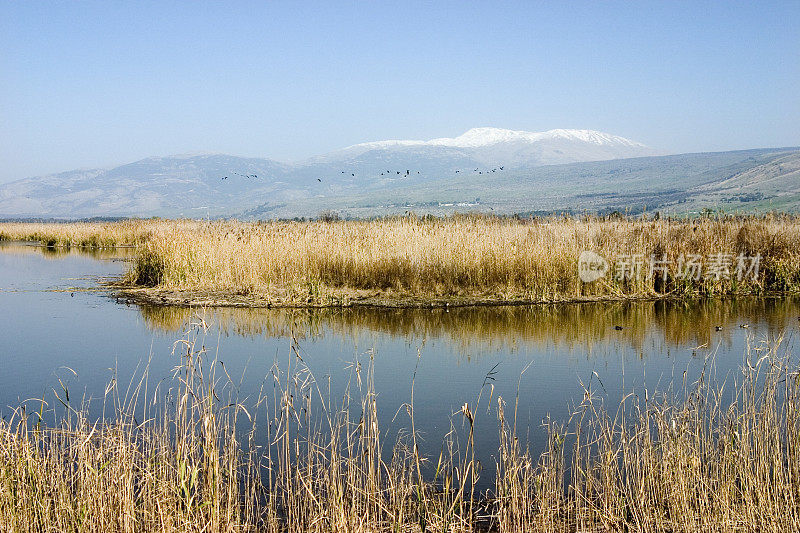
top-left (346, 127), bottom-right (648, 151)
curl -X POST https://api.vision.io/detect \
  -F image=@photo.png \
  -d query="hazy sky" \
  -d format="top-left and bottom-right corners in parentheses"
top-left (1, 1), bottom-right (798, 183)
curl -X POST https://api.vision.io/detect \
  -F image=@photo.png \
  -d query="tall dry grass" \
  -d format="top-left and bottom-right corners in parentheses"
top-left (4, 215), bottom-right (800, 302)
top-left (0, 220), bottom-right (159, 247)
top-left (1, 319), bottom-right (799, 531)
top-left (125, 215), bottom-right (800, 302)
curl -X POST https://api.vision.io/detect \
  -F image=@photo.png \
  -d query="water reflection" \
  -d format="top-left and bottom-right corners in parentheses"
top-left (138, 297), bottom-right (800, 356)
top-left (3, 240), bottom-right (800, 493)
top-left (0, 240), bottom-right (135, 261)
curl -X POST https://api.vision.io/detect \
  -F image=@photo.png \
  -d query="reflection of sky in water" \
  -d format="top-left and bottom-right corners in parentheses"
top-left (1, 241), bottom-right (798, 490)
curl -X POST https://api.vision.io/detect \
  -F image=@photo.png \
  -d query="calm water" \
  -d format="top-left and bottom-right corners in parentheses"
top-left (2, 240), bottom-right (799, 488)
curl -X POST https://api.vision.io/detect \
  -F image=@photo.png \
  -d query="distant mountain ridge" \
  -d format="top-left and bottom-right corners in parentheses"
top-left (343, 127), bottom-right (649, 150)
top-left (317, 127), bottom-right (660, 168)
top-left (0, 128), bottom-right (797, 218)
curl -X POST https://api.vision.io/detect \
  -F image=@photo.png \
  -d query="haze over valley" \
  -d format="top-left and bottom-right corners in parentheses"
top-left (2, 127), bottom-right (797, 219)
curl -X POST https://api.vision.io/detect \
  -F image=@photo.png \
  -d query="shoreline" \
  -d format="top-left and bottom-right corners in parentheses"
top-left (107, 281), bottom-right (784, 309)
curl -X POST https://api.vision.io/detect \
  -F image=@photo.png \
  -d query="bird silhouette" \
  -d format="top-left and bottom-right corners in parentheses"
top-left (499, 166), bottom-right (504, 170)
top-left (317, 178), bottom-right (322, 182)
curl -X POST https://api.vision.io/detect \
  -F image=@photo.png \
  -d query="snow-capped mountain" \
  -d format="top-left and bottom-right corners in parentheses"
top-left (324, 127), bottom-right (660, 168)
top-left (0, 127), bottom-right (664, 218)
top-left (348, 127), bottom-right (649, 150)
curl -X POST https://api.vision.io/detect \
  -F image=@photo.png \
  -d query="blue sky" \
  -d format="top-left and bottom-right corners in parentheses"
top-left (1, 1), bottom-right (798, 182)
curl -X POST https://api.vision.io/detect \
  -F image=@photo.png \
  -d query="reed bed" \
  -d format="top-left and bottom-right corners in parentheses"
top-left (1, 317), bottom-right (799, 531)
top-left (124, 215), bottom-right (800, 302)
top-left (3, 215), bottom-right (800, 302)
top-left (0, 219), bottom-right (169, 248)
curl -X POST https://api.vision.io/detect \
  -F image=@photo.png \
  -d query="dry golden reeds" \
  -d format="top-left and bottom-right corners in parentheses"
top-left (0, 219), bottom-right (158, 248)
top-left (4, 215), bottom-right (800, 303)
top-left (123, 215), bottom-right (800, 303)
top-left (1, 315), bottom-right (800, 531)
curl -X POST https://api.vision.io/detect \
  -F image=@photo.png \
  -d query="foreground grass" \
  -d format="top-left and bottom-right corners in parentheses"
top-left (3, 215), bottom-right (800, 304)
top-left (1, 319), bottom-right (799, 531)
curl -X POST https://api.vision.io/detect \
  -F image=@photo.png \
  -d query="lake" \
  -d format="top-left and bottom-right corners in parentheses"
top-left (2, 240), bottom-right (798, 490)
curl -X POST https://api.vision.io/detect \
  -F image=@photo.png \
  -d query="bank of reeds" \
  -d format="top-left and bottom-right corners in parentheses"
top-left (0, 220), bottom-right (163, 248)
top-left (3, 215), bottom-right (800, 303)
top-left (124, 215), bottom-right (800, 303)
top-left (1, 317), bottom-right (799, 531)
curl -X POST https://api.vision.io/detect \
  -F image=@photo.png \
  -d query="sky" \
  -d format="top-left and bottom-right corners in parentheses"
top-left (1, 1), bottom-right (798, 183)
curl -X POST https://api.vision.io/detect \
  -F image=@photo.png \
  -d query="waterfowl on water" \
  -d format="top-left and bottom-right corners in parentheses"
top-left (739, 324), bottom-right (749, 328)
top-left (614, 325), bottom-right (623, 331)
top-left (715, 326), bottom-right (723, 331)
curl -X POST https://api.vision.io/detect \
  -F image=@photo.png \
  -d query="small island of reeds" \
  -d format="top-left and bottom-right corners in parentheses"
top-left (2, 214), bottom-right (800, 307)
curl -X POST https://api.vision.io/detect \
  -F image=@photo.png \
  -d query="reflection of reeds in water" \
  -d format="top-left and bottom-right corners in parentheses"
top-left (0, 241), bottom-right (136, 261)
top-left (139, 304), bottom-right (323, 340)
top-left (138, 297), bottom-right (800, 355)
top-left (2, 318), bottom-right (799, 530)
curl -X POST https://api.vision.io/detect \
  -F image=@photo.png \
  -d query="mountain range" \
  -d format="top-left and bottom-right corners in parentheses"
top-left (1, 127), bottom-right (798, 219)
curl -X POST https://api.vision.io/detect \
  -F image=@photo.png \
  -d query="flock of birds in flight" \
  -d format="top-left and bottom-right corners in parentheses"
top-left (219, 166), bottom-right (505, 183)
top-left (220, 172), bottom-right (259, 180)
